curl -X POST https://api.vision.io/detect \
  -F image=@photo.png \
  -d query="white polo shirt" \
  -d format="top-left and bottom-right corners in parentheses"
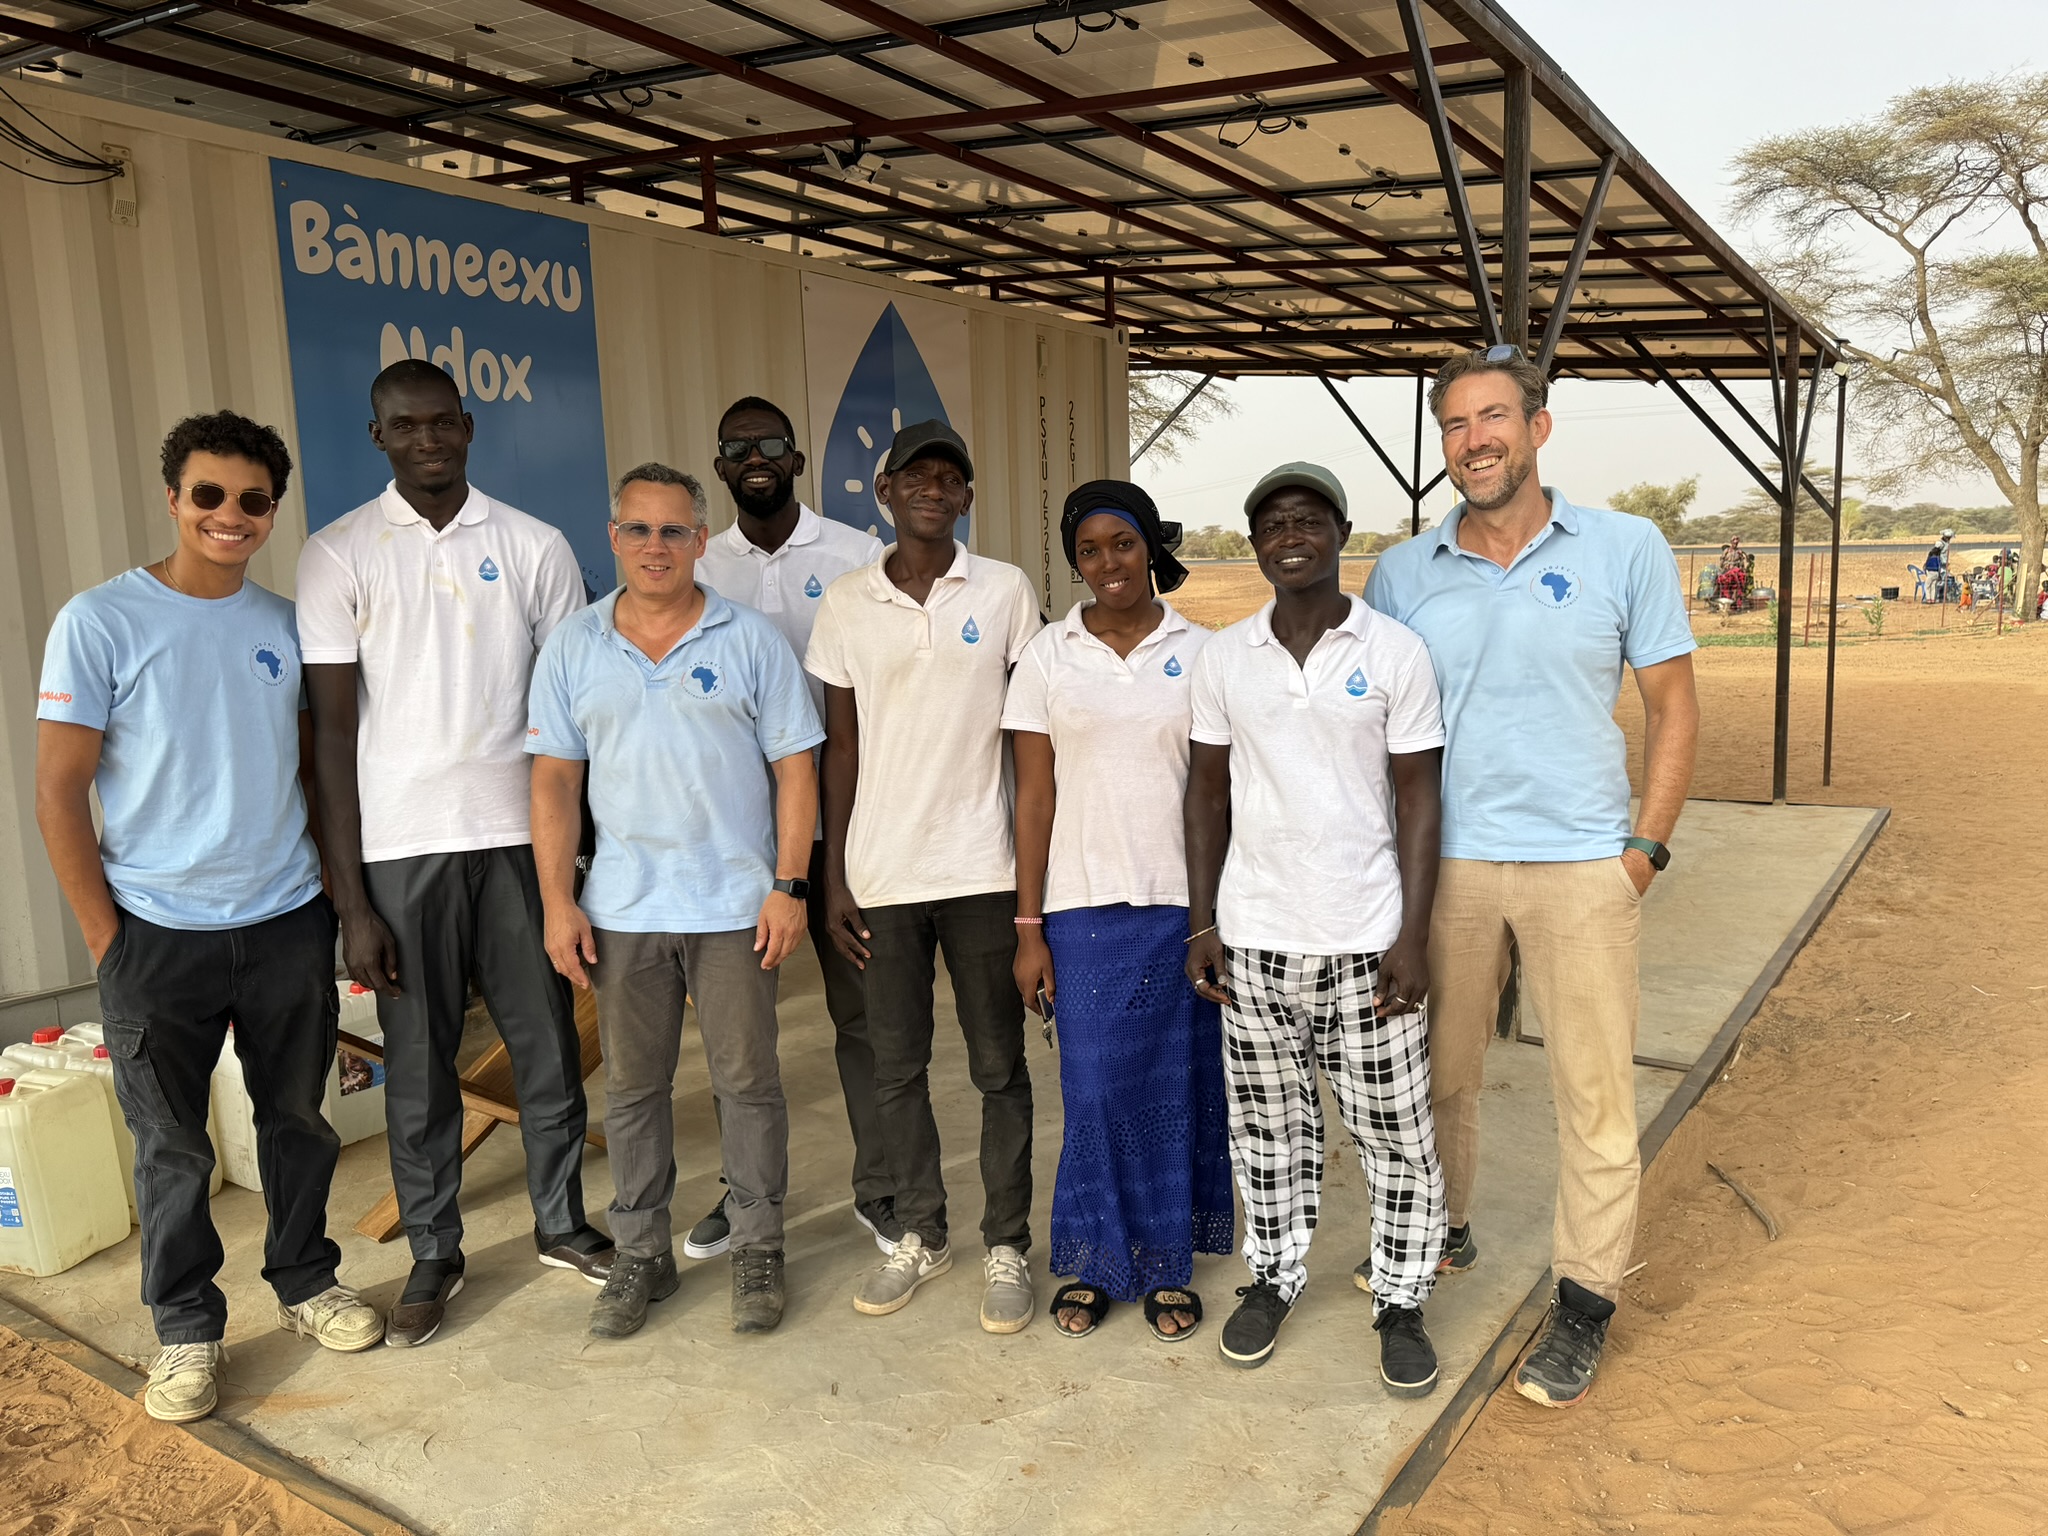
top-left (297, 482), bottom-right (587, 862)
top-left (805, 542), bottom-right (1042, 907)
top-left (697, 505), bottom-right (883, 723)
top-left (1188, 596), bottom-right (1444, 955)
top-left (1001, 601), bottom-right (1208, 913)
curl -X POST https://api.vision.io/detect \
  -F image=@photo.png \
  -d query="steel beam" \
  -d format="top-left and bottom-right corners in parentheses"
top-left (1625, 340), bottom-right (1780, 500)
top-left (1501, 63), bottom-right (1532, 349)
top-left (0, 1), bottom-right (198, 70)
top-left (1394, 0), bottom-right (1500, 344)
top-left (1533, 154), bottom-right (1616, 372)
top-left (1134, 373), bottom-right (1216, 459)
top-left (1769, 312), bottom-right (1800, 803)
top-left (1824, 361), bottom-right (1847, 786)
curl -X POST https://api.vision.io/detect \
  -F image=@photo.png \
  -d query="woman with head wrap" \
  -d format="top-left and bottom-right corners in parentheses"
top-left (999, 481), bottom-right (1232, 1342)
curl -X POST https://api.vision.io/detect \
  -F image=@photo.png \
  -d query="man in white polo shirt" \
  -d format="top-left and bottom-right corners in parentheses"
top-left (804, 420), bottom-right (1044, 1333)
top-left (693, 395), bottom-right (897, 1262)
top-left (1184, 462), bottom-right (1449, 1394)
top-left (299, 359), bottom-right (610, 1348)
top-left (530, 463), bottom-right (823, 1339)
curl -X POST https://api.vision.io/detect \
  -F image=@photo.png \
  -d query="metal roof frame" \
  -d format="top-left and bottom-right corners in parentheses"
top-left (2, 0), bottom-right (1847, 796)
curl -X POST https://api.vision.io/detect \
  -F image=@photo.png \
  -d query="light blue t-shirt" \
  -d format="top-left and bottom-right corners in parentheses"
top-left (525, 586), bottom-right (825, 934)
top-left (1364, 490), bottom-right (1696, 861)
top-left (36, 569), bottom-right (322, 930)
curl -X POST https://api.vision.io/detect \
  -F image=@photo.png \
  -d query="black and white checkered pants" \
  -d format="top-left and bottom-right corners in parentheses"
top-left (1221, 947), bottom-right (1446, 1310)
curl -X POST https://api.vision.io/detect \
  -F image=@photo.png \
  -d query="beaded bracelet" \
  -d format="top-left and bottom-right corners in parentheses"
top-left (1013, 916), bottom-right (1043, 925)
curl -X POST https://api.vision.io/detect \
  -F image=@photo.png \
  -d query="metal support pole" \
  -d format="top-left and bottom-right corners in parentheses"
top-left (1321, 375), bottom-right (1416, 502)
top-left (1501, 64), bottom-right (1532, 350)
top-left (1104, 272), bottom-right (1116, 325)
top-left (699, 153), bottom-right (720, 232)
top-left (1412, 372), bottom-right (1426, 535)
top-left (1135, 372), bottom-right (1216, 460)
top-left (1534, 155), bottom-right (1618, 374)
top-left (1770, 314), bottom-right (1799, 804)
top-left (1626, 340), bottom-right (1779, 499)
top-left (1395, 0), bottom-right (1502, 346)
top-left (1824, 362), bottom-right (1846, 786)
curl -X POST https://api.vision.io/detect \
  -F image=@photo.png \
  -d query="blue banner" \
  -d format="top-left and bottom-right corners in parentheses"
top-left (270, 161), bottom-right (611, 593)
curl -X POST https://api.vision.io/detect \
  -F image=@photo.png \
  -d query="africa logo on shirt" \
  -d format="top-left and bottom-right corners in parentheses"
top-left (249, 643), bottom-right (289, 685)
top-left (686, 662), bottom-right (725, 699)
top-left (1344, 667), bottom-right (1370, 698)
top-left (804, 574), bottom-right (824, 598)
top-left (479, 557), bottom-right (501, 582)
top-left (961, 616), bottom-right (981, 644)
top-left (1530, 565), bottom-right (1580, 609)
top-left (1163, 654), bottom-right (1183, 678)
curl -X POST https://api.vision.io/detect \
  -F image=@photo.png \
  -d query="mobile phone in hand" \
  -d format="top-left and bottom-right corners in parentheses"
top-left (1037, 986), bottom-right (1055, 1047)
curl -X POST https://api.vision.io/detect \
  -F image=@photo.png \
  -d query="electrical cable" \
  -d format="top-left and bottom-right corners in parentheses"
top-left (0, 82), bottom-right (124, 184)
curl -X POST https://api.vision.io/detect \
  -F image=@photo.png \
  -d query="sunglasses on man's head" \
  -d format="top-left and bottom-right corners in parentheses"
top-left (717, 436), bottom-right (794, 462)
top-left (184, 482), bottom-right (279, 517)
top-left (1476, 343), bottom-right (1523, 362)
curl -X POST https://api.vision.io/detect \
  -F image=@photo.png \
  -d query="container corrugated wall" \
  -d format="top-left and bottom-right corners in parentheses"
top-left (0, 82), bottom-right (1129, 995)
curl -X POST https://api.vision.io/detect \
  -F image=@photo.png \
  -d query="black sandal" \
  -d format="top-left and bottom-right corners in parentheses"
top-left (1050, 1282), bottom-right (1111, 1338)
top-left (1144, 1287), bottom-right (1203, 1343)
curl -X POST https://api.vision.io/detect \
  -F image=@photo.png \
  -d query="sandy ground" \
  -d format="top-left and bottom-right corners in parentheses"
top-left (1392, 624), bottom-right (2048, 1535)
top-left (0, 1323), bottom-right (365, 1535)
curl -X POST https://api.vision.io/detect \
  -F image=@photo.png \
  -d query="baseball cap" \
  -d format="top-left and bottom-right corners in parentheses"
top-left (883, 419), bottom-right (974, 481)
top-left (1243, 461), bottom-right (1348, 522)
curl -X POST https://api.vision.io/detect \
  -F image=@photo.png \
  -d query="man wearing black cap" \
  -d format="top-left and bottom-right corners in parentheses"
top-left (1183, 462), bottom-right (1449, 1390)
top-left (803, 420), bottom-right (1045, 1333)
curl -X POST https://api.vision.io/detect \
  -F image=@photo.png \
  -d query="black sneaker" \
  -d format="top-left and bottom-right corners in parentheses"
top-left (1355, 1224), bottom-right (1477, 1294)
top-left (683, 1197), bottom-right (731, 1260)
top-left (536, 1224), bottom-right (615, 1285)
top-left (1374, 1306), bottom-right (1439, 1398)
top-left (1515, 1278), bottom-right (1615, 1408)
top-left (1218, 1281), bottom-right (1292, 1368)
top-left (589, 1251), bottom-right (681, 1339)
top-left (731, 1248), bottom-right (786, 1333)
top-left (852, 1196), bottom-right (904, 1256)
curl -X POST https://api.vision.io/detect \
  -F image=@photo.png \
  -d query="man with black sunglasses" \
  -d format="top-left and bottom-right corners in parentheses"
top-left (37, 411), bottom-right (384, 1422)
top-left (695, 396), bottom-right (896, 1263)
top-left (298, 359), bottom-right (609, 1349)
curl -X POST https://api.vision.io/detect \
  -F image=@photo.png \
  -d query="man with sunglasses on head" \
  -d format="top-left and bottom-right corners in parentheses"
top-left (804, 420), bottom-right (1044, 1333)
top-left (1365, 345), bottom-right (1700, 1409)
top-left (530, 464), bottom-right (822, 1337)
top-left (693, 396), bottom-right (896, 1263)
top-left (37, 411), bottom-right (384, 1423)
top-left (298, 359), bottom-right (610, 1349)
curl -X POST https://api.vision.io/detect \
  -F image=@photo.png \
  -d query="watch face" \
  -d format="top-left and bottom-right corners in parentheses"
top-left (779, 878), bottom-right (812, 899)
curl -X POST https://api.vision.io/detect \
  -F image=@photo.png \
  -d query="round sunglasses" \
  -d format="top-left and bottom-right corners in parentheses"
top-left (184, 481), bottom-right (279, 517)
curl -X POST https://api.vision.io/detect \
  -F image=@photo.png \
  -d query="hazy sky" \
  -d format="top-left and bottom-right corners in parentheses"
top-left (1142, 1), bottom-right (2041, 534)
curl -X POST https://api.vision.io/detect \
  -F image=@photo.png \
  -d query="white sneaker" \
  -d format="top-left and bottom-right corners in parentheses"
top-left (144, 1341), bottom-right (225, 1423)
top-left (852, 1232), bottom-right (952, 1315)
top-left (981, 1245), bottom-right (1034, 1334)
top-left (278, 1284), bottom-right (385, 1352)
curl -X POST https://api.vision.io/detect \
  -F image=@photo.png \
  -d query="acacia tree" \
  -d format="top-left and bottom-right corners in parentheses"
top-left (1732, 73), bottom-right (2048, 621)
top-left (1610, 475), bottom-right (1700, 539)
top-left (1129, 372), bottom-right (1235, 463)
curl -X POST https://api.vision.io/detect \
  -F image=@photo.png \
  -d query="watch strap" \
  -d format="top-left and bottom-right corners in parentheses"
top-left (772, 877), bottom-right (811, 898)
top-left (1623, 837), bottom-right (1670, 870)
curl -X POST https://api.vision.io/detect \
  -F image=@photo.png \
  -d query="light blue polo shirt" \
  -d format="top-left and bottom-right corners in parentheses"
top-left (36, 569), bottom-right (322, 930)
top-left (1364, 490), bottom-right (1695, 861)
top-left (525, 586), bottom-right (824, 933)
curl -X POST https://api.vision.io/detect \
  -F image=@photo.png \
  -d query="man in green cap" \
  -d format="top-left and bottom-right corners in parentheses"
top-left (1183, 462), bottom-right (1449, 1393)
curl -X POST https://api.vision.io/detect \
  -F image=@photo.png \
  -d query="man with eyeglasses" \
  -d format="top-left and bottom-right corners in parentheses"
top-left (1365, 345), bottom-right (1700, 1408)
top-left (804, 420), bottom-right (1044, 1333)
top-left (37, 411), bottom-right (384, 1422)
top-left (298, 359), bottom-right (609, 1349)
top-left (529, 463), bottom-right (821, 1337)
top-left (693, 396), bottom-right (896, 1264)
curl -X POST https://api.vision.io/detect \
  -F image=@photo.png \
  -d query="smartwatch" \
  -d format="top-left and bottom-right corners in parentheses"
top-left (772, 877), bottom-right (812, 900)
top-left (1623, 837), bottom-right (1670, 871)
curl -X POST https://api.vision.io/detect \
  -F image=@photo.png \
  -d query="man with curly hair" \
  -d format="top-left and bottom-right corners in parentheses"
top-left (36, 410), bottom-right (384, 1424)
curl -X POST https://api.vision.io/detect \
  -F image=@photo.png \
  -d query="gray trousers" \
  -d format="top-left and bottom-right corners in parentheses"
top-left (363, 846), bottom-right (589, 1261)
top-left (592, 927), bottom-right (788, 1256)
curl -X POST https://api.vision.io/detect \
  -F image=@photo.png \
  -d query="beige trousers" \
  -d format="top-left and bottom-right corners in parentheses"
top-left (1428, 857), bottom-right (1643, 1298)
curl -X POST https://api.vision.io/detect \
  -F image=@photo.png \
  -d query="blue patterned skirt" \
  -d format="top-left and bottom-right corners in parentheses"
top-left (1044, 902), bottom-right (1234, 1301)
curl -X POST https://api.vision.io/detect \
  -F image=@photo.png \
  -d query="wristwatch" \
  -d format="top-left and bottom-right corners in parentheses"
top-left (1623, 837), bottom-right (1670, 871)
top-left (772, 877), bottom-right (812, 900)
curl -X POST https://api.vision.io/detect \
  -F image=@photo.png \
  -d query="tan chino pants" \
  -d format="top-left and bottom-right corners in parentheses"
top-left (1428, 856), bottom-right (1644, 1298)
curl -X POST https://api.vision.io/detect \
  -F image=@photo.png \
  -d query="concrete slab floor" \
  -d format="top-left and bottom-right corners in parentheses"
top-left (2, 800), bottom-right (1882, 1536)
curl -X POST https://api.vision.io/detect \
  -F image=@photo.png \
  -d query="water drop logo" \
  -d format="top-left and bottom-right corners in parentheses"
top-left (961, 616), bottom-right (981, 645)
top-left (478, 556), bottom-right (501, 583)
top-left (1345, 667), bottom-right (1369, 698)
top-left (1163, 654), bottom-right (1183, 678)
top-left (804, 574), bottom-right (824, 598)
top-left (819, 302), bottom-right (959, 546)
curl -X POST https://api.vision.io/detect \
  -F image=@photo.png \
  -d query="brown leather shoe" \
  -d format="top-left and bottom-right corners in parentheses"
top-left (537, 1225), bottom-right (615, 1285)
top-left (384, 1258), bottom-right (464, 1348)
